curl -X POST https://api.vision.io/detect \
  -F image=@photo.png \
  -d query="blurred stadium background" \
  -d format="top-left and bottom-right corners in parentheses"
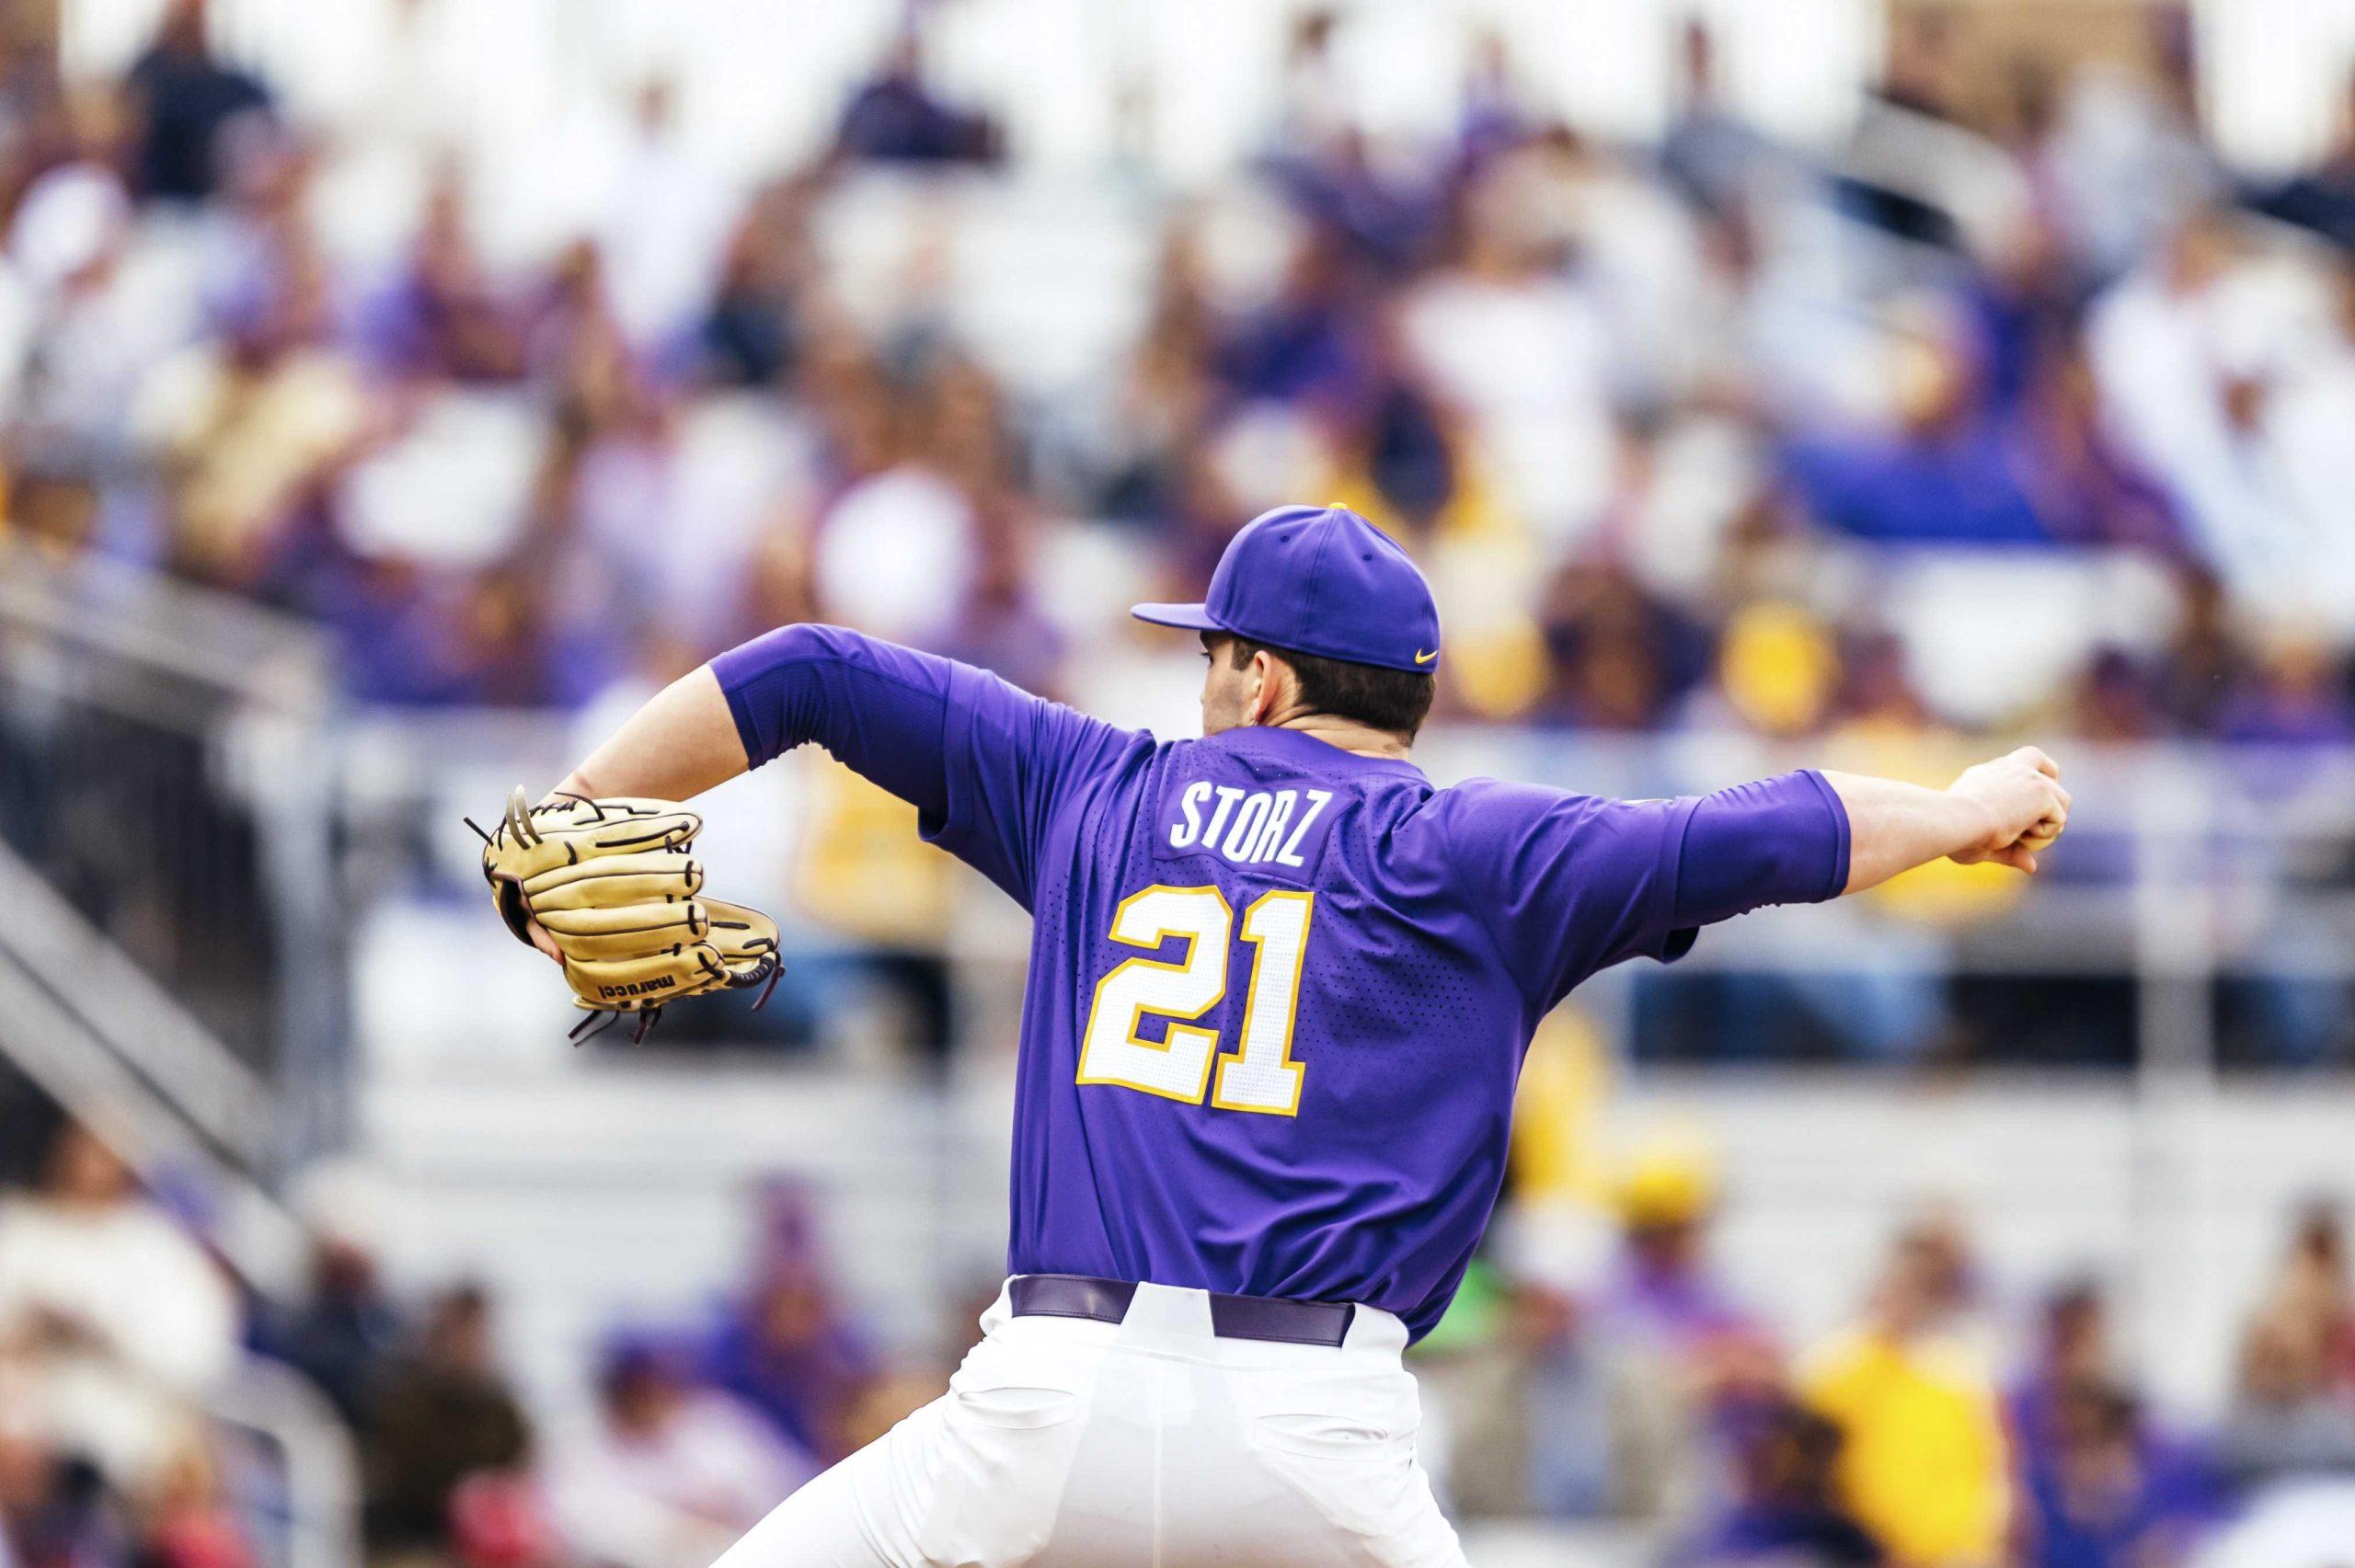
top-left (10, 0), bottom-right (2355, 1563)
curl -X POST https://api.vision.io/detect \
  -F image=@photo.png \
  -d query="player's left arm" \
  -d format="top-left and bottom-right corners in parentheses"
top-left (554, 628), bottom-right (974, 811)
top-left (555, 624), bottom-right (1140, 904)
top-left (501, 624), bottom-right (1118, 1005)
top-left (553, 664), bottom-right (746, 803)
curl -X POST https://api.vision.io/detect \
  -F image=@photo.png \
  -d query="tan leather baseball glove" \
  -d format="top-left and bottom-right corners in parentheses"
top-left (476, 788), bottom-right (779, 1042)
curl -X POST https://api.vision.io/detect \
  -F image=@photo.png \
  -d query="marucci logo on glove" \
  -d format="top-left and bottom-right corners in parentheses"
top-left (598, 976), bottom-right (678, 999)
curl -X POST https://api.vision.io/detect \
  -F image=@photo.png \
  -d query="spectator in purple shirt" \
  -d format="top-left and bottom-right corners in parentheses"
top-left (1670, 1400), bottom-right (1885, 1567)
top-left (2009, 1282), bottom-right (2220, 1568)
top-left (698, 1268), bottom-right (878, 1466)
top-left (1214, 228), bottom-right (1368, 406)
top-left (2220, 634), bottom-right (2355, 750)
top-left (351, 172), bottom-right (525, 384)
top-left (2016, 1381), bottom-right (2215, 1568)
top-left (1594, 1139), bottom-right (1758, 1352)
top-left (1779, 315), bottom-right (2059, 546)
top-left (833, 30), bottom-right (997, 166)
top-left (695, 1184), bottom-right (877, 1463)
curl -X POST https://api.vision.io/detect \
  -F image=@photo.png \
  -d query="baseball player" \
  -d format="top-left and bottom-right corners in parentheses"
top-left (480, 504), bottom-right (2068, 1566)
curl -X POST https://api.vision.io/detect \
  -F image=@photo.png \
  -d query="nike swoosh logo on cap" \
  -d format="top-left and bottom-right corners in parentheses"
top-left (1415, 648), bottom-right (1438, 664)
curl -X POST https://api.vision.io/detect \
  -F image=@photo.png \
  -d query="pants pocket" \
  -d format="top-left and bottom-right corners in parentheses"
top-left (910, 1348), bottom-right (1090, 1563)
top-left (1243, 1373), bottom-right (1464, 1564)
top-left (1245, 1366), bottom-right (1420, 1458)
top-left (1249, 1409), bottom-right (1413, 1460)
top-left (945, 1338), bottom-right (1088, 1430)
top-left (948, 1381), bottom-right (1081, 1431)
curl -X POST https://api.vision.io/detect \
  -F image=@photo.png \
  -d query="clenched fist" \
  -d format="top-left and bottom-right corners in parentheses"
top-left (1947, 747), bottom-right (2070, 874)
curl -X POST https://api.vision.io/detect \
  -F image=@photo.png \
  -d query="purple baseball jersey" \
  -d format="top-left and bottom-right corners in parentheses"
top-left (717, 626), bottom-right (1849, 1340)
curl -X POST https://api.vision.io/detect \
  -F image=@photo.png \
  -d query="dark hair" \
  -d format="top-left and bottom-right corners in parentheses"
top-left (1224, 635), bottom-right (1435, 740)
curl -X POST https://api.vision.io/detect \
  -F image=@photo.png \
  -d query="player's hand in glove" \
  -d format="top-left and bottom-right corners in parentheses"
top-left (474, 788), bottom-right (779, 1042)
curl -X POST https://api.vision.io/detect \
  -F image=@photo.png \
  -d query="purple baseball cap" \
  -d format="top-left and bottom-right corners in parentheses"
top-left (1133, 504), bottom-right (1442, 673)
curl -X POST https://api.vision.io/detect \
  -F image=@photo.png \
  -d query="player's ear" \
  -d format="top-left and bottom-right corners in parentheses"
top-left (1246, 648), bottom-right (1281, 725)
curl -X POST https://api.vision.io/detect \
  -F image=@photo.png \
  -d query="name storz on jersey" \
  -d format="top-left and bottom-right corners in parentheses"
top-left (1164, 781), bottom-right (1335, 870)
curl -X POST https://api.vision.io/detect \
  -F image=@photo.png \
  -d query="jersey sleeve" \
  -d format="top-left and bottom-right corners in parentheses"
top-left (1453, 769), bottom-right (1848, 1009)
top-left (711, 624), bottom-right (1144, 909)
top-left (1671, 769), bottom-right (1852, 927)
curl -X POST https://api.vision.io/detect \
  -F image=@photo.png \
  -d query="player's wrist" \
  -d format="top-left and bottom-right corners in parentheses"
top-left (1941, 783), bottom-right (2008, 856)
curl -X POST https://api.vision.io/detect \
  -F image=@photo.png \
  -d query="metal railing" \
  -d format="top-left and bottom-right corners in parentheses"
top-left (0, 545), bottom-right (358, 1568)
top-left (207, 1356), bottom-right (365, 1568)
top-left (0, 544), bottom-right (346, 1163)
top-left (335, 699), bottom-right (2355, 1078)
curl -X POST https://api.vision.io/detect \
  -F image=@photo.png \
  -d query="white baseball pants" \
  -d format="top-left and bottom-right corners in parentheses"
top-left (709, 1278), bottom-right (1471, 1567)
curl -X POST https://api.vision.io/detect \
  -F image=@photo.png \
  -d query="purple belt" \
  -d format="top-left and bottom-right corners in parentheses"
top-left (1009, 1274), bottom-right (1357, 1348)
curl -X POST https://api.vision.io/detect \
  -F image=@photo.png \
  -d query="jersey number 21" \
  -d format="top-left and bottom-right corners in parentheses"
top-left (1075, 886), bottom-right (1313, 1116)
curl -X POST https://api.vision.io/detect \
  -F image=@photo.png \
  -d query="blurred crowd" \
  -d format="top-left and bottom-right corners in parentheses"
top-left (10, 0), bottom-right (2355, 1078)
top-left (0, 1113), bottom-right (937, 1568)
top-left (1427, 1126), bottom-right (2355, 1568)
top-left (10, 1107), bottom-right (2355, 1568)
top-left (6, 0), bottom-right (2355, 751)
top-left (14, 5), bottom-right (2355, 1565)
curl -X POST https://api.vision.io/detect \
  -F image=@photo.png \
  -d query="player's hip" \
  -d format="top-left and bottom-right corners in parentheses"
top-left (829, 1278), bottom-right (1468, 1566)
top-left (963, 1274), bottom-right (1428, 1450)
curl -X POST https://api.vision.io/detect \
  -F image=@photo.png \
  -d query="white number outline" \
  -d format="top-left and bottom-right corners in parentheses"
top-left (1212, 889), bottom-right (1315, 1116)
top-left (1074, 885), bottom-right (1232, 1104)
top-left (1076, 885), bottom-right (1315, 1117)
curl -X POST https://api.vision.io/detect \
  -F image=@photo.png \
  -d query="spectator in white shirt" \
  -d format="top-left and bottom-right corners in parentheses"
top-left (546, 1337), bottom-right (811, 1568)
top-left (0, 1121), bottom-right (237, 1492)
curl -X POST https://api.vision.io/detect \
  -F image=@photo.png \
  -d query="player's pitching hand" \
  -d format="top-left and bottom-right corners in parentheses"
top-left (1946, 746), bottom-right (2069, 874)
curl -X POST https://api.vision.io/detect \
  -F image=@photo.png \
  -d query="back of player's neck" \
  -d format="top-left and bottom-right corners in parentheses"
top-left (1264, 715), bottom-right (1412, 761)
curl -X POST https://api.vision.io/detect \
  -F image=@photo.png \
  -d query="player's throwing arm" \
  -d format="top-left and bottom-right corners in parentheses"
top-left (1821, 747), bottom-right (2071, 887)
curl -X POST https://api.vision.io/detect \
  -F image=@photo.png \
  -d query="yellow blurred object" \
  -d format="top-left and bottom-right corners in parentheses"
top-left (149, 349), bottom-right (369, 577)
top-left (1325, 447), bottom-right (1513, 546)
top-left (794, 759), bottom-right (956, 947)
top-left (1447, 618), bottom-right (1552, 719)
top-left (1828, 719), bottom-right (2028, 925)
top-left (1719, 601), bottom-right (1840, 737)
top-left (1510, 1007), bottom-right (1611, 1205)
top-left (1425, 528), bottom-right (1551, 719)
top-left (1801, 1326), bottom-right (2011, 1567)
top-left (1870, 845), bottom-right (2025, 922)
top-left (1322, 468), bottom-right (1550, 719)
top-left (1610, 1126), bottom-right (1722, 1230)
